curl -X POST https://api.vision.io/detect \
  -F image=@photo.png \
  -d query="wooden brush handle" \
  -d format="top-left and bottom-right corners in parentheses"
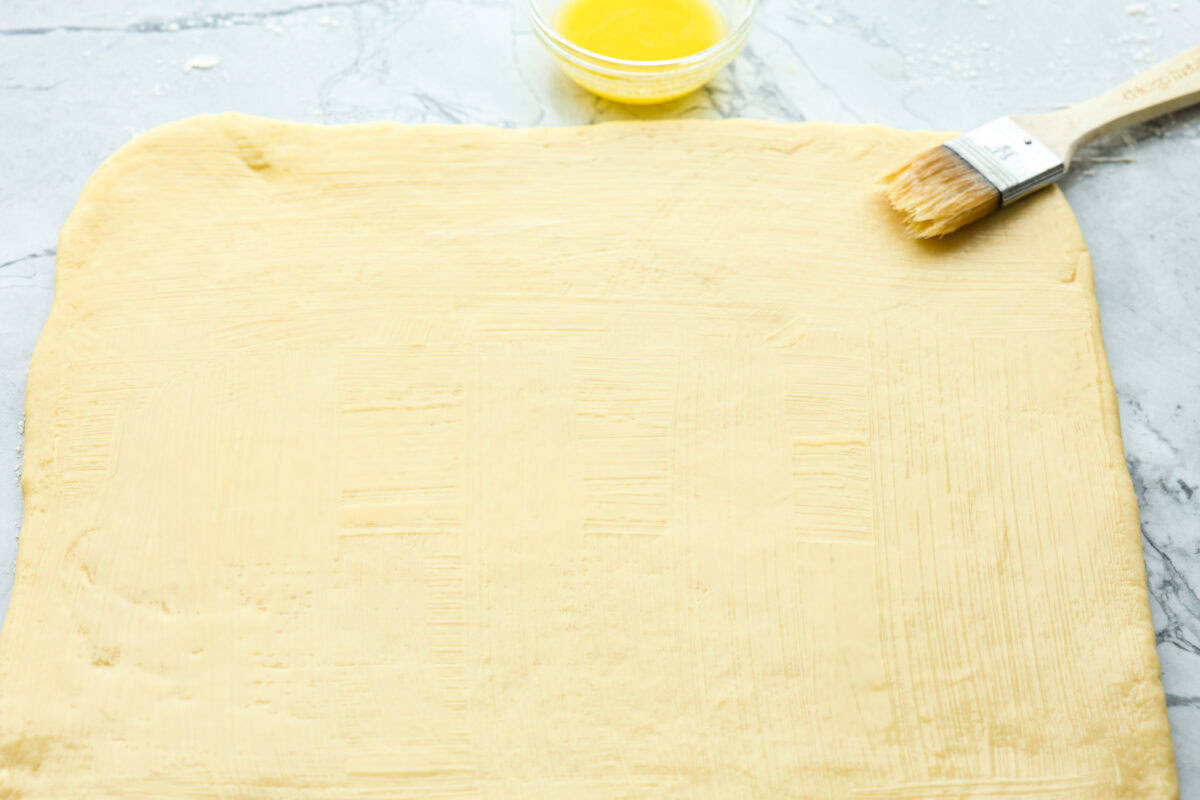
top-left (1014, 46), bottom-right (1200, 164)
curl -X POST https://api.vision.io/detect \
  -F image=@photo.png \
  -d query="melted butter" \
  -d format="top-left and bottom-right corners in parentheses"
top-left (554, 0), bottom-right (726, 61)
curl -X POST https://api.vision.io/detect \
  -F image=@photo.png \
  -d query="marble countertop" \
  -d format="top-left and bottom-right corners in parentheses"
top-left (2, 0), bottom-right (1198, 793)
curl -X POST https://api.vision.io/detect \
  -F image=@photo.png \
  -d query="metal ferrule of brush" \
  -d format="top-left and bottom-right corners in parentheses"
top-left (944, 117), bottom-right (1066, 206)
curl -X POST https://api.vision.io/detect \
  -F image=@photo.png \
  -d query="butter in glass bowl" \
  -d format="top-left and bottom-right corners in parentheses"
top-left (528, 0), bottom-right (758, 104)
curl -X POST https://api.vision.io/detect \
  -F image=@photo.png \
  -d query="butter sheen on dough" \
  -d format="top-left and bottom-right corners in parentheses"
top-left (0, 115), bottom-right (1178, 799)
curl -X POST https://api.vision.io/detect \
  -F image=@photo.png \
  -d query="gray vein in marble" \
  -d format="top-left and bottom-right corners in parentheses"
top-left (1132, 411), bottom-right (1186, 458)
top-left (1138, 521), bottom-right (1200, 657)
top-left (785, 3), bottom-right (903, 61)
top-left (714, 45), bottom-right (806, 121)
top-left (2, 81), bottom-right (63, 92)
top-left (509, 47), bottom-right (548, 125)
top-left (314, 3), bottom-right (373, 118)
top-left (758, 29), bottom-right (861, 122)
top-left (507, 10), bottom-right (547, 125)
top-left (418, 92), bottom-right (473, 124)
top-left (0, 0), bottom-right (384, 37)
top-left (0, 250), bottom-right (56, 271)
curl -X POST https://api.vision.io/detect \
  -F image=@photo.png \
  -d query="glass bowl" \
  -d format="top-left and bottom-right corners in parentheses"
top-left (527, 0), bottom-right (758, 105)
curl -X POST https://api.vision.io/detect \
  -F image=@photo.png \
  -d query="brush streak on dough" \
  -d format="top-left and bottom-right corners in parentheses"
top-left (0, 114), bottom-right (1178, 799)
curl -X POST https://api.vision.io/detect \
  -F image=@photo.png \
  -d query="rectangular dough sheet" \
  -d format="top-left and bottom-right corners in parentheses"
top-left (0, 115), bottom-right (1178, 799)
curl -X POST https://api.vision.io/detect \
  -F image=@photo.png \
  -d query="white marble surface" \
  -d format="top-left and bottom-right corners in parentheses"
top-left (2, 0), bottom-right (1199, 793)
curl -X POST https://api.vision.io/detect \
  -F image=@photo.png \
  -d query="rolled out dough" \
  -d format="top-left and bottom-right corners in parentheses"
top-left (0, 115), bottom-right (1177, 799)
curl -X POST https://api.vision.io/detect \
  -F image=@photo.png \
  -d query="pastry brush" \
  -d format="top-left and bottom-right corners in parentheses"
top-left (884, 46), bottom-right (1200, 238)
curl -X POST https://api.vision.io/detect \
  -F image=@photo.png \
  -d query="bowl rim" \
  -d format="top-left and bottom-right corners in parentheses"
top-left (527, 0), bottom-right (759, 70)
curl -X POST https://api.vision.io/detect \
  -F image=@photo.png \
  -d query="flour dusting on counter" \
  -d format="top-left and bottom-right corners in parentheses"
top-left (184, 55), bottom-right (220, 72)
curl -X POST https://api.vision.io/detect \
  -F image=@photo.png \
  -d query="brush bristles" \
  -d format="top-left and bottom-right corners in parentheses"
top-left (883, 145), bottom-right (1001, 238)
